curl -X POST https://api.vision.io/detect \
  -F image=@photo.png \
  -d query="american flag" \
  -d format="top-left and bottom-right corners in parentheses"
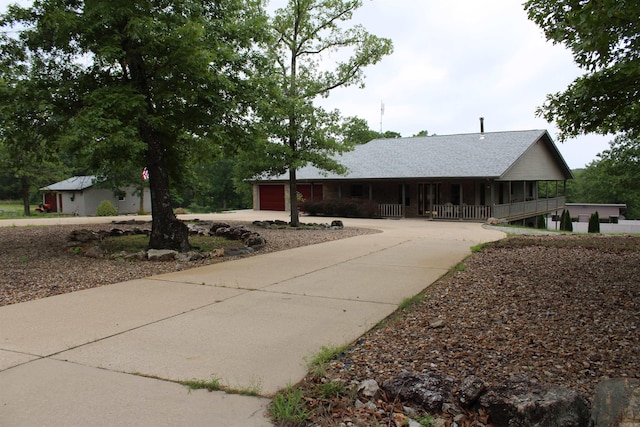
top-left (142, 167), bottom-right (149, 180)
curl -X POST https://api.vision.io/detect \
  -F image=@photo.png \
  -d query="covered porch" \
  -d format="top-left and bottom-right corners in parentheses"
top-left (324, 179), bottom-right (568, 222)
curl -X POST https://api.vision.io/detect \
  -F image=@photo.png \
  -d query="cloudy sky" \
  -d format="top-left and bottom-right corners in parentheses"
top-left (310, 0), bottom-right (613, 169)
top-left (1, 0), bottom-right (613, 169)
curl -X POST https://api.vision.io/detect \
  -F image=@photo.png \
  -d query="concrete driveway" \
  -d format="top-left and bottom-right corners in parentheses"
top-left (0, 211), bottom-right (505, 426)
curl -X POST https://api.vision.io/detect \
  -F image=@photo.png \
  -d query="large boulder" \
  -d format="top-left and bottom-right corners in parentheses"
top-left (479, 376), bottom-right (589, 427)
top-left (147, 249), bottom-right (178, 261)
top-left (382, 371), bottom-right (453, 413)
top-left (591, 378), bottom-right (640, 427)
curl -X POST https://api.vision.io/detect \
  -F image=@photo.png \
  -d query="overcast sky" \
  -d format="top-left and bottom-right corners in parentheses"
top-left (310, 0), bottom-right (614, 169)
top-left (1, 0), bottom-right (613, 169)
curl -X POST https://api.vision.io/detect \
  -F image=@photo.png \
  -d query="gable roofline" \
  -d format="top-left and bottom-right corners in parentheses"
top-left (500, 130), bottom-right (573, 180)
top-left (40, 176), bottom-right (98, 192)
top-left (256, 129), bottom-right (573, 182)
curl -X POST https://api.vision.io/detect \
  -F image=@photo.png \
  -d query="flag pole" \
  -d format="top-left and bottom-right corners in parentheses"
top-left (380, 100), bottom-right (384, 136)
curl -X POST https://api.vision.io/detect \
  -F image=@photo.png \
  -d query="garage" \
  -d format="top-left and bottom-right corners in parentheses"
top-left (259, 184), bottom-right (285, 211)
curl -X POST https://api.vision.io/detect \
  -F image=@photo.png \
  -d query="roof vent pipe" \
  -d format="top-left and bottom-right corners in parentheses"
top-left (480, 117), bottom-right (485, 133)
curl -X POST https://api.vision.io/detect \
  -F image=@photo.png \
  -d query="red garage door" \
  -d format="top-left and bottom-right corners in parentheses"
top-left (259, 185), bottom-right (285, 211)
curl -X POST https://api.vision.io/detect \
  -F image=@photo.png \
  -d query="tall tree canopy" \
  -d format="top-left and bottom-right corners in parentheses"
top-left (247, 0), bottom-right (392, 226)
top-left (524, 0), bottom-right (640, 140)
top-left (1, 0), bottom-right (270, 250)
top-left (0, 27), bottom-right (72, 215)
top-left (567, 134), bottom-right (640, 219)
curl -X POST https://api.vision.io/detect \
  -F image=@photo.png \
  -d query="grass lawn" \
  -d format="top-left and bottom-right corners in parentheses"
top-left (0, 200), bottom-right (57, 219)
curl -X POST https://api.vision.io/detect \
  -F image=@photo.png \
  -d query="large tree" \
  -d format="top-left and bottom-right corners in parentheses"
top-left (569, 134), bottom-right (640, 219)
top-left (524, 0), bottom-right (640, 141)
top-left (1, 0), bottom-right (269, 250)
top-left (255, 0), bottom-right (392, 226)
top-left (0, 36), bottom-right (70, 215)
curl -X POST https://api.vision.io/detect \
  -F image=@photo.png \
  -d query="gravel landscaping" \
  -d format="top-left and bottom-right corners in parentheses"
top-left (0, 221), bottom-right (376, 307)
top-left (2, 222), bottom-right (639, 425)
top-left (298, 234), bottom-right (640, 426)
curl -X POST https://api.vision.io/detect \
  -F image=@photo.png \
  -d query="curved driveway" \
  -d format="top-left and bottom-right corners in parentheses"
top-left (0, 211), bottom-right (505, 426)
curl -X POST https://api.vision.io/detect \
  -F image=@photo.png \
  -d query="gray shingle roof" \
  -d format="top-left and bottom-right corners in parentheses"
top-left (40, 176), bottom-right (97, 191)
top-left (270, 129), bottom-right (560, 181)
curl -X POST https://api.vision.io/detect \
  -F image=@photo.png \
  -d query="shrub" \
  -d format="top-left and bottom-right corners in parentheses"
top-left (96, 200), bottom-right (117, 216)
top-left (300, 198), bottom-right (379, 218)
top-left (560, 209), bottom-right (573, 231)
top-left (536, 215), bottom-right (547, 229)
top-left (588, 211), bottom-right (600, 233)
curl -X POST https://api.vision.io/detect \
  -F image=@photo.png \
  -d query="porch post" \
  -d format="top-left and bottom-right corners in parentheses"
top-left (429, 184), bottom-right (434, 217)
top-left (459, 184), bottom-right (463, 219)
top-left (402, 184), bottom-right (406, 217)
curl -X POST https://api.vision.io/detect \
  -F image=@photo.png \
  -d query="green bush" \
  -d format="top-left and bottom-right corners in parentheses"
top-left (300, 198), bottom-right (379, 218)
top-left (588, 211), bottom-right (600, 233)
top-left (560, 209), bottom-right (573, 231)
top-left (536, 215), bottom-right (547, 229)
top-left (96, 200), bottom-right (117, 216)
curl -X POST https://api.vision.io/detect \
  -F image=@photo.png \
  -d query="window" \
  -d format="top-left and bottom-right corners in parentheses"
top-left (350, 184), bottom-right (363, 198)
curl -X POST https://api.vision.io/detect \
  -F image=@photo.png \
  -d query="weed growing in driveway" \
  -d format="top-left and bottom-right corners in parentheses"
top-left (270, 385), bottom-right (311, 425)
top-left (182, 377), bottom-right (221, 392)
top-left (399, 293), bottom-right (426, 311)
top-left (306, 344), bottom-right (347, 378)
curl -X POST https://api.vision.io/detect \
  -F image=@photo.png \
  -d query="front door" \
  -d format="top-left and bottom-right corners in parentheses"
top-left (418, 183), bottom-right (441, 216)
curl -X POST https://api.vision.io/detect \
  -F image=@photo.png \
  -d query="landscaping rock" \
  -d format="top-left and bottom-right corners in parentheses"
top-left (84, 245), bottom-right (104, 258)
top-left (331, 220), bottom-right (344, 229)
top-left (591, 378), bottom-right (640, 427)
top-left (245, 234), bottom-right (266, 249)
top-left (68, 229), bottom-right (99, 243)
top-left (147, 249), bottom-right (178, 261)
top-left (357, 379), bottom-right (380, 398)
top-left (479, 376), bottom-right (589, 427)
top-left (458, 375), bottom-right (486, 408)
top-left (382, 371), bottom-right (453, 413)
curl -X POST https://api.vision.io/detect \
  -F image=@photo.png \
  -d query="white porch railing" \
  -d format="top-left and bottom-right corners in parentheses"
top-left (378, 203), bottom-right (404, 217)
top-left (492, 197), bottom-right (566, 220)
top-left (433, 204), bottom-right (492, 220)
top-left (432, 197), bottom-right (566, 220)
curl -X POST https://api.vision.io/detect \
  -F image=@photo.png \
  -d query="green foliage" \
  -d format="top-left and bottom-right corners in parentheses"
top-left (565, 134), bottom-right (640, 219)
top-left (381, 130), bottom-right (402, 138)
top-left (2, 0), bottom-right (271, 248)
top-left (96, 200), bottom-right (117, 216)
top-left (536, 215), bottom-right (547, 229)
top-left (314, 380), bottom-right (347, 399)
top-left (560, 209), bottom-right (573, 232)
top-left (588, 211), bottom-right (601, 233)
top-left (341, 116), bottom-right (380, 144)
top-left (524, 0), bottom-right (640, 140)
top-left (300, 198), bottom-right (379, 218)
top-left (399, 293), bottom-right (426, 311)
top-left (246, 0), bottom-right (393, 226)
top-left (306, 344), bottom-right (347, 378)
top-left (270, 386), bottom-right (312, 426)
top-left (415, 414), bottom-right (435, 426)
top-left (182, 377), bottom-right (221, 392)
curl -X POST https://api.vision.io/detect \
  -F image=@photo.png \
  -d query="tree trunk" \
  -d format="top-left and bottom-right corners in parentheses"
top-left (20, 176), bottom-right (31, 216)
top-left (125, 39), bottom-right (189, 252)
top-left (140, 119), bottom-right (190, 252)
top-left (289, 168), bottom-right (299, 226)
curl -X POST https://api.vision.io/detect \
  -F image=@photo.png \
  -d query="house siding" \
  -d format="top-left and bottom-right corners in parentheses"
top-left (502, 140), bottom-right (567, 181)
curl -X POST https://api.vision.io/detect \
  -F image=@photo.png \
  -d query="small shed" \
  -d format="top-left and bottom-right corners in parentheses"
top-left (565, 203), bottom-right (627, 223)
top-left (40, 176), bottom-right (151, 216)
